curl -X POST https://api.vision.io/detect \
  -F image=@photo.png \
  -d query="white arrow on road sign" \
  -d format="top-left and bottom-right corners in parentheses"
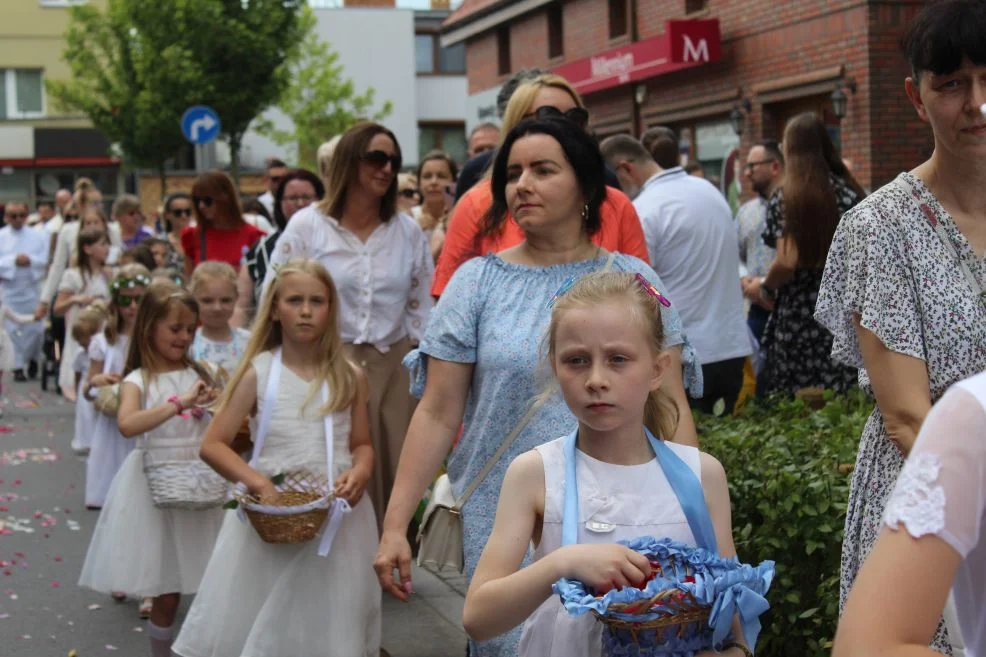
top-left (190, 115), bottom-right (217, 142)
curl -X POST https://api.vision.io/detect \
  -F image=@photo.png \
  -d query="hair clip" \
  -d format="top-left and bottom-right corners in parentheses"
top-left (546, 275), bottom-right (578, 309)
top-left (634, 273), bottom-right (672, 308)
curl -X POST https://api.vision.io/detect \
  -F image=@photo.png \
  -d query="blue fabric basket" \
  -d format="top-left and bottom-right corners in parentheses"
top-left (554, 537), bottom-right (775, 657)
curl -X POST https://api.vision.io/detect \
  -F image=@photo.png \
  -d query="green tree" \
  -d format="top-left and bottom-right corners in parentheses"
top-left (46, 0), bottom-right (202, 198)
top-left (254, 8), bottom-right (393, 172)
top-left (185, 0), bottom-right (307, 182)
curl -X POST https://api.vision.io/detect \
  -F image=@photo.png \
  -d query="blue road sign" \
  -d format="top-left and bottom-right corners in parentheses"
top-left (181, 106), bottom-right (221, 145)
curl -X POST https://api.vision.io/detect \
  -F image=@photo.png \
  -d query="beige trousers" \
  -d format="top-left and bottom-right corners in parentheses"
top-left (345, 338), bottom-right (415, 531)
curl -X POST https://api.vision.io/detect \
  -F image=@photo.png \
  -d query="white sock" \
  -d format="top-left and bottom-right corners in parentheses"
top-left (148, 621), bottom-right (174, 657)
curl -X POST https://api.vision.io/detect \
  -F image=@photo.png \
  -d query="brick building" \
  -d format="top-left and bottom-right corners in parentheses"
top-left (442, 0), bottom-right (929, 194)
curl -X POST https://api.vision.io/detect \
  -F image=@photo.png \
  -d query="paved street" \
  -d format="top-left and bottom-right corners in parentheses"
top-left (0, 378), bottom-right (466, 657)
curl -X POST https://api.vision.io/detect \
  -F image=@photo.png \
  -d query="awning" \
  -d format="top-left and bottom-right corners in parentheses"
top-left (552, 19), bottom-right (722, 96)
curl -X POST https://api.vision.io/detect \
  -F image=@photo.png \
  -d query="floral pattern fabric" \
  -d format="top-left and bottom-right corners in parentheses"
top-left (759, 175), bottom-right (861, 396)
top-left (816, 172), bottom-right (986, 653)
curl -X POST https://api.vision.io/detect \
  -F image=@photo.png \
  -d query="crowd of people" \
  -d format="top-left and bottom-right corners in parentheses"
top-left (0, 1), bottom-right (982, 656)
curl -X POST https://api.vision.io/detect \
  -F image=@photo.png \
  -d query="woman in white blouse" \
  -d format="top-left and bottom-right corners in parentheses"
top-left (263, 121), bottom-right (434, 528)
top-left (834, 371), bottom-right (986, 656)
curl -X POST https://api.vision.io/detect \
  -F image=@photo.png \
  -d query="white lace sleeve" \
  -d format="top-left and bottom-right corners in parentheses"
top-left (884, 385), bottom-right (986, 558)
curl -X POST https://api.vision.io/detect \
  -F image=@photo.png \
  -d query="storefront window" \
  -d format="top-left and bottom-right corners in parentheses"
top-left (695, 120), bottom-right (739, 185)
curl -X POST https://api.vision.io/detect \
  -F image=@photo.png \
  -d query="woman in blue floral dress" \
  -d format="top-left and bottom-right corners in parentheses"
top-left (372, 116), bottom-right (700, 657)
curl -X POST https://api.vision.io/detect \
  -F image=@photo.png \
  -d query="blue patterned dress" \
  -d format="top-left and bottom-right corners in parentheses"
top-left (406, 253), bottom-right (697, 657)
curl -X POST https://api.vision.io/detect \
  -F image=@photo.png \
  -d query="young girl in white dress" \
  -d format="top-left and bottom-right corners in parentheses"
top-left (81, 264), bottom-right (150, 509)
top-left (462, 272), bottom-right (752, 657)
top-left (79, 280), bottom-right (225, 657)
top-left (69, 303), bottom-right (107, 455)
top-left (172, 259), bottom-right (381, 657)
top-left (54, 228), bottom-right (111, 402)
top-left (835, 369), bottom-right (986, 657)
top-left (189, 261), bottom-right (250, 373)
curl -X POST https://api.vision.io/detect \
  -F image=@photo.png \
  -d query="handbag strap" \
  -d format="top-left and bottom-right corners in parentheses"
top-left (895, 175), bottom-right (986, 310)
top-left (455, 250), bottom-right (617, 508)
top-left (561, 428), bottom-right (718, 554)
top-left (249, 348), bottom-right (351, 556)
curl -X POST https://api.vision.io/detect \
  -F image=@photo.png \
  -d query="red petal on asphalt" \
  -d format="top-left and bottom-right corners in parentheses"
top-left (53, 556), bottom-right (62, 562)
top-left (12, 480), bottom-right (21, 486)
top-left (14, 552), bottom-right (23, 558)
top-left (50, 581), bottom-right (60, 588)
top-left (3, 571), bottom-right (11, 576)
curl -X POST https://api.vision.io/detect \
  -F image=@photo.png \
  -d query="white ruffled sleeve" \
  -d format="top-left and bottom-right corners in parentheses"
top-left (884, 384), bottom-right (986, 558)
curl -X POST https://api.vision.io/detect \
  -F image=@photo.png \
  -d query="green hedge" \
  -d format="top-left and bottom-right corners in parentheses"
top-left (697, 390), bottom-right (872, 657)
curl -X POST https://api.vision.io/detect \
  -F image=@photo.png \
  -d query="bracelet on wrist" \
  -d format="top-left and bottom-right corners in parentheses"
top-left (724, 642), bottom-right (753, 657)
top-left (167, 395), bottom-right (185, 415)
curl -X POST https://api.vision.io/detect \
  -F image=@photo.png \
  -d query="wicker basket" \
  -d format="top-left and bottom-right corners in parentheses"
top-left (93, 383), bottom-right (120, 418)
top-left (239, 472), bottom-right (333, 545)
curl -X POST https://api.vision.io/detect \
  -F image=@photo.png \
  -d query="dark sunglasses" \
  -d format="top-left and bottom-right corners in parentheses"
top-left (169, 208), bottom-right (193, 217)
top-left (399, 189), bottom-right (420, 199)
top-left (269, 175), bottom-right (283, 184)
top-left (114, 294), bottom-right (144, 307)
top-left (531, 106), bottom-right (590, 130)
top-left (5, 213), bottom-right (27, 220)
top-left (64, 213), bottom-right (80, 221)
top-left (193, 196), bottom-right (214, 208)
top-left (361, 150), bottom-right (402, 171)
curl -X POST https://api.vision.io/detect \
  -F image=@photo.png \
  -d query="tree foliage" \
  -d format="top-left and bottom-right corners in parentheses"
top-left (254, 8), bottom-right (393, 172)
top-left (45, 0), bottom-right (197, 175)
top-left (47, 0), bottom-right (307, 186)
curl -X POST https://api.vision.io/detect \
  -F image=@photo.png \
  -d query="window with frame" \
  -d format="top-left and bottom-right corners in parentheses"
top-left (0, 70), bottom-right (44, 119)
top-left (608, 0), bottom-right (628, 39)
top-left (685, 0), bottom-right (708, 14)
top-left (547, 3), bottom-right (564, 59)
top-left (416, 33), bottom-right (466, 75)
top-left (497, 28), bottom-right (511, 76)
top-left (419, 123), bottom-right (467, 165)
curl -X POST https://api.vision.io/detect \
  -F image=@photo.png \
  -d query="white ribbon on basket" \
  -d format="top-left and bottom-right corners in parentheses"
top-left (239, 348), bottom-right (351, 557)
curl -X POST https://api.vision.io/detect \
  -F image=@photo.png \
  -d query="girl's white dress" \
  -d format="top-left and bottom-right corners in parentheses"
top-left (172, 351), bottom-right (382, 657)
top-left (78, 366), bottom-right (224, 595)
top-left (57, 268), bottom-right (109, 393)
top-left (518, 437), bottom-right (702, 657)
top-left (72, 349), bottom-right (95, 453)
top-left (84, 332), bottom-right (134, 508)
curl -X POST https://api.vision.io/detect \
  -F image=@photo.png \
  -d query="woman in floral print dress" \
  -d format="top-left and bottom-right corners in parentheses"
top-left (815, 2), bottom-right (986, 652)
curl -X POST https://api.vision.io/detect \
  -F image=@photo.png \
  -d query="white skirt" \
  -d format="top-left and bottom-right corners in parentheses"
top-left (59, 336), bottom-right (81, 392)
top-left (79, 449), bottom-right (223, 597)
top-left (0, 326), bottom-right (14, 372)
top-left (73, 377), bottom-right (95, 452)
top-left (84, 409), bottom-right (136, 507)
top-left (172, 496), bottom-right (382, 657)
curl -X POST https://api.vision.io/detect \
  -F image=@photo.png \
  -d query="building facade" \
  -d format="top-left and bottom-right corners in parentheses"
top-left (443, 0), bottom-right (929, 194)
top-left (240, 1), bottom-right (470, 171)
top-left (0, 0), bottom-right (124, 210)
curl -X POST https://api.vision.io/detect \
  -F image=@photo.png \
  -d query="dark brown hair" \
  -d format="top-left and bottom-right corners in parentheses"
top-left (190, 170), bottom-right (244, 229)
top-left (317, 122), bottom-right (400, 223)
top-left (780, 113), bottom-right (866, 269)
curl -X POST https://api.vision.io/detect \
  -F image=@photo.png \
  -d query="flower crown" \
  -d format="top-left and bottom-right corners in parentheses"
top-left (110, 273), bottom-right (151, 295)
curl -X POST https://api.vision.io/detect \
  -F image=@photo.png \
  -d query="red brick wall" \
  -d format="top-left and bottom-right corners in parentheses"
top-left (458, 0), bottom-right (928, 191)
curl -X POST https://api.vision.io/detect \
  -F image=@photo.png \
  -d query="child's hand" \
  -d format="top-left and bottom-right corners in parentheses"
top-left (333, 466), bottom-right (370, 506)
top-left (246, 472), bottom-right (278, 502)
top-left (180, 380), bottom-right (212, 408)
top-left (91, 372), bottom-right (120, 387)
top-left (555, 544), bottom-right (652, 593)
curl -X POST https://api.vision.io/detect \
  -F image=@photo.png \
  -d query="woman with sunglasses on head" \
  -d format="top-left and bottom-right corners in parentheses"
top-left (431, 74), bottom-right (648, 298)
top-left (263, 122), bottom-right (434, 529)
top-left (413, 150), bottom-right (458, 262)
top-left (374, 116), bottom-right (698, 657)
top-left (235, 168), bottom-right (325, 325)
top-left (180, 170), bottom-right (266, 275)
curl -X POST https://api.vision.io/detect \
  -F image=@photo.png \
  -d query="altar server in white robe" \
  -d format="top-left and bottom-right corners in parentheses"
top-left (0, 202), bottom-right (49, 379)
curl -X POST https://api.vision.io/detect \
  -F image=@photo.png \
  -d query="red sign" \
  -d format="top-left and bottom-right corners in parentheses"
top-left (552, 19), bottom-right (721, 96)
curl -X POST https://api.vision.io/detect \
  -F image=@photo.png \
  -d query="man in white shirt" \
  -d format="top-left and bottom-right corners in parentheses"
top-left (736, 141), bottom-right (784, 342)
top-left (601, 134), bottom-right (752, 414)
top-left (257, 158), bottom-right (289, 216)
top-left (0, 202), bottom-right (49, 380)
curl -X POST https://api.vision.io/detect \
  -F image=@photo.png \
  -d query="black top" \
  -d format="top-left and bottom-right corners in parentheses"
top-left (454, 149), bottom-right (623, 201)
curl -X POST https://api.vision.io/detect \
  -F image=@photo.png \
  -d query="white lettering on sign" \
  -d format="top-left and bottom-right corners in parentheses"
top-left (682, 35), bottom-right (709, 63)
top-left (590, 52), bottom-right (634, 82)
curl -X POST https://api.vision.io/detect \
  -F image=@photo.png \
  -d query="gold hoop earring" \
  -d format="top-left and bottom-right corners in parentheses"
top-left (581, 203), bottom-right (589, 222)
